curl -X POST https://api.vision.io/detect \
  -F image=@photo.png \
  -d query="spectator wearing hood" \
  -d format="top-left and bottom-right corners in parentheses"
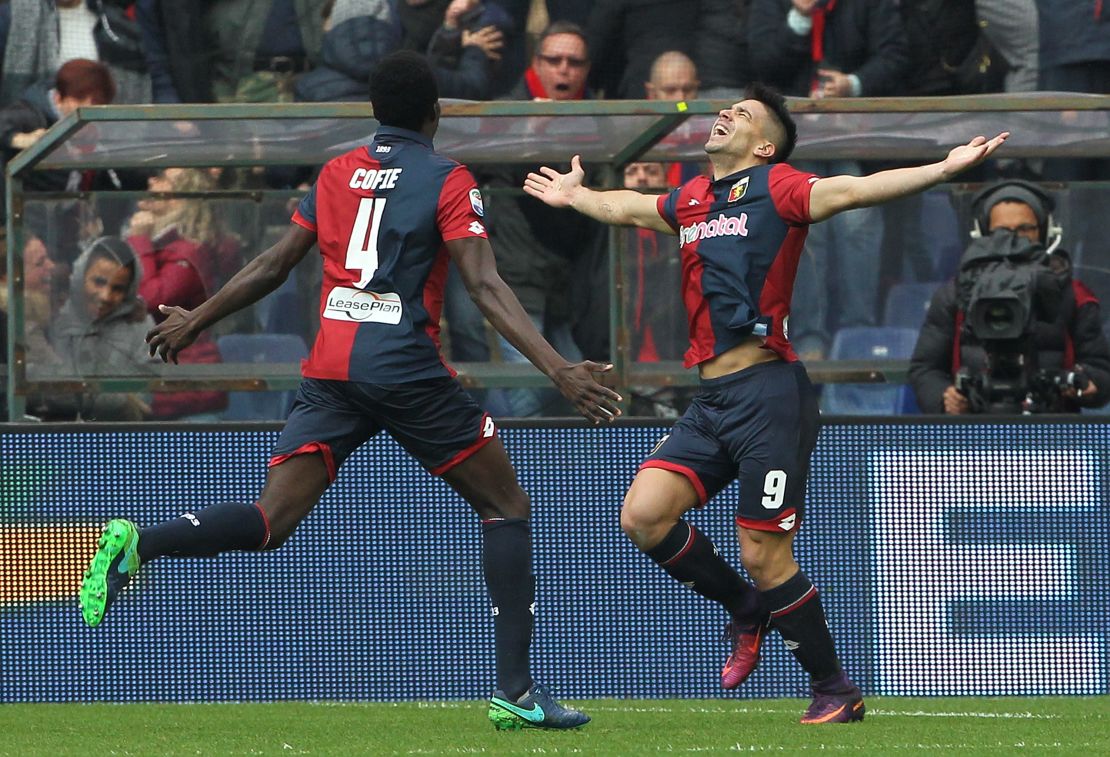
top-left (42, 236), bottom-right (156, 421)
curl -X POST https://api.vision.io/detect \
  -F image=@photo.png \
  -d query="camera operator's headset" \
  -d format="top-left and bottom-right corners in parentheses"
top-left (968, 179), bottom-right (1063, 254)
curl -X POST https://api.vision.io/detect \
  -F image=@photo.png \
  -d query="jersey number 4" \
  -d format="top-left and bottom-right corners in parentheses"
top-left (347, 197), bottom-right (387, 288)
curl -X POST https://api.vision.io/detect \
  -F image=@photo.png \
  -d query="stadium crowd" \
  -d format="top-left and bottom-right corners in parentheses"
top-left (1, 0), bottom-right (1109, 419)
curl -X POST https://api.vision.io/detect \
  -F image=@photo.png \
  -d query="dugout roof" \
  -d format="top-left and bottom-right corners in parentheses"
top-left (9, 93), bottom-right (1110, 175)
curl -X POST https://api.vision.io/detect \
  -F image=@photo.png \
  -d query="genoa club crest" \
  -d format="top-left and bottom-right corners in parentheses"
top-left (727, 176), bottom-right (750, 204)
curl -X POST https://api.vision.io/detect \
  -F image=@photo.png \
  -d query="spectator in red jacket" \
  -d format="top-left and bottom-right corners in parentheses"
top-left (127, 167), bottom-right (241, 419)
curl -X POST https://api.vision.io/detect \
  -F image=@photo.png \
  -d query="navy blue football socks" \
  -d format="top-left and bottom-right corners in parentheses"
top-left (762, 570), bottom-right (841, 681)
top-left (137, 501), bottom-right (269, 563)
top-left (646, 521), bottom-right (765, 623)
top-left (481, 517), bottom-right (535, 701)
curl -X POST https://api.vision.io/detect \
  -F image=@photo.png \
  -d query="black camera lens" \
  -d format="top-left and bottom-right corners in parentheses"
top-left (983, 303), bottom-right (1015, 333)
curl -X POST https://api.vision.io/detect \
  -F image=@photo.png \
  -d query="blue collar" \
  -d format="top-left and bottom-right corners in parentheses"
top-left (373, 125), bottom-right (434, 149)
top-left (712, 164), bottom-right (763, 185)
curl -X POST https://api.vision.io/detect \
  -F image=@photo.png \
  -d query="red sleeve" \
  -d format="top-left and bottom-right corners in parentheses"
top-left (437, 164), bottom-right (488, 241)
top-left (291, 181), bottom-right (318, 232)
top-left (291, 209), bottom-right (316, 232)
top-left (1074, 279), bottom-right (1098, 308)
top-left (768, 163), bottom-right (820, 226)
top-left (131, 236), bottom-right (205, 314)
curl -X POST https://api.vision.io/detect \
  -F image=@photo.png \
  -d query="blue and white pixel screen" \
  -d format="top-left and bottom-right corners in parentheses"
top-left (1, 422), bottom-right (1106, 702)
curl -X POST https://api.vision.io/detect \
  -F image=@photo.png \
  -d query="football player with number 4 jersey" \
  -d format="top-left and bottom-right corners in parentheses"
top-left (81, 51), bottom-right (620, 731)
top-left (525, 82), bottom-right (1007, 724)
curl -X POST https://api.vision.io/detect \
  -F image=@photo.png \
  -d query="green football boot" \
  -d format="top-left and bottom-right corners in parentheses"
top-left (488, 682), bottom-right (590, 730)
top-left (80, 519), bottom-right (140, 628)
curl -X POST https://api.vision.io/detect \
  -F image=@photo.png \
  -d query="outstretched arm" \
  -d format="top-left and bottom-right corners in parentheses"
top-left (447, 235), bottom-right (623, 423)
top-left (808, 133), bottom-right (1010, 223)
top-left (522, 155), bottom-right (675, 234)
top-left (146, 223), bottom-right (317, 363)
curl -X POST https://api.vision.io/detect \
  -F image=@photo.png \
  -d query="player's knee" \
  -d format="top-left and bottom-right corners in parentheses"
top-left (480, 486), bottom-right (530, 520)
top-left (255, 497), bottom-right (316, 551)
top-left (257, 512), bottom-right (301, 551)
top-left (620, 497), bottom-right (664, 549)
top-left (502, 488), bottom-right (531, 520)
top-left (261, 526), bottom-right (292, 551)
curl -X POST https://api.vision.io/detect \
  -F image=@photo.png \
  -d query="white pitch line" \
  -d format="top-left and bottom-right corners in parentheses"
top-left (868, 709), bottom-right (1062, 720)
top-left (313, 701), bottom-right (1075, 722)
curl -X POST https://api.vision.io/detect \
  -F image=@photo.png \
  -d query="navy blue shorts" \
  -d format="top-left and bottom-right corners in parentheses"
top-left (641, 360), bottom-right (820, 532)
top-left (270, 377), bottom-right (495, 480)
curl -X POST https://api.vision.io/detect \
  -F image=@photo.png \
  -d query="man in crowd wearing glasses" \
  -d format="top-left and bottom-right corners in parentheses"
top-left (473, 21), bottom-right (609, 416)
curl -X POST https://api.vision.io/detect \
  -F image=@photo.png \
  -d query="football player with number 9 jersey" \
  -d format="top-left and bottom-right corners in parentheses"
top-left (525, 82), bottom-right (1007, 724)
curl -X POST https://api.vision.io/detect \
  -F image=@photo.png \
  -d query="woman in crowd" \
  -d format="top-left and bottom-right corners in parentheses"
top-left (127, 167), bottom-right (240, 420)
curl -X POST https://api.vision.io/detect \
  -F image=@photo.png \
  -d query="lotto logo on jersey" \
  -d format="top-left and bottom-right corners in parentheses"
top-left (348, 167), bottom-right (403, 191)
top-left (679, 212), bottom-right (749, 245)
top-left (323, 286), bottom-right (403, 324)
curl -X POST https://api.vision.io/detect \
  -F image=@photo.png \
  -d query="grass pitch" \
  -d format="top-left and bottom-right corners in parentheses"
top-left (2, 696), bottom-right (1105, 756)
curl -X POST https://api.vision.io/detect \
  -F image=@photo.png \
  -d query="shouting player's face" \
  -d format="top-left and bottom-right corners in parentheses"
top-left (705, 100), bottom-right (776, 161)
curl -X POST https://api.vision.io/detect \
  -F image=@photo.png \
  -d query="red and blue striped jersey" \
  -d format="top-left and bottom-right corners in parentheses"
top-left (655, 162), bottom-right (819, 367)
top-left (291, 126), bottom-right (488, 383)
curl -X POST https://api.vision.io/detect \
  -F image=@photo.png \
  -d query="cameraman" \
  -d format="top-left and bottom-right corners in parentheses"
top-left (909, 180), bottom-right (1110, 414)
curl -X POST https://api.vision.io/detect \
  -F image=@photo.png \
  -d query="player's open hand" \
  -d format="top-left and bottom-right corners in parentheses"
top-left (942, 132), bottom-right (1010, 178)
top-left (552, 360), bottom-right (623, 424)
top-left (523, 155), bottom-right (586, 208)
top-left (146, 304), bottom-right (199, 364)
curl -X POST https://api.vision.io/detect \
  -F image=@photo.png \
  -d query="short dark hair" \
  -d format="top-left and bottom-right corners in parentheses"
top-left (744, 82), bottom-right (796, 163)
top-left (55, 59), bottom-right (116, 104)
top-left (537, 21), bottom-right (589, 57)
top-left (369, 51), bottom-right (439, 132)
